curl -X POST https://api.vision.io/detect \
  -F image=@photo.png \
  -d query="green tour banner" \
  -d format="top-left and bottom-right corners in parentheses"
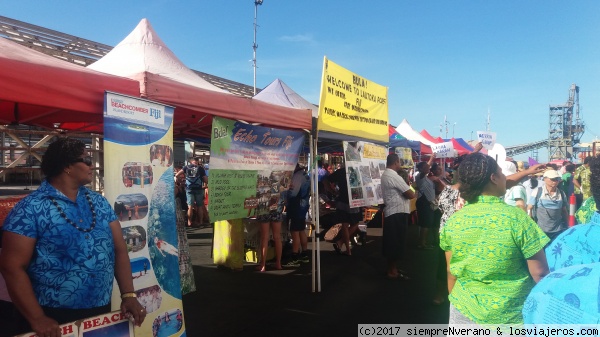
top-left (208, 116), bottom-right (305, 222)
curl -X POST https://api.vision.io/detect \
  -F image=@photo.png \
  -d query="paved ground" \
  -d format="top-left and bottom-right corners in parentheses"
top-left (181, 224), bottom-right (449, 337)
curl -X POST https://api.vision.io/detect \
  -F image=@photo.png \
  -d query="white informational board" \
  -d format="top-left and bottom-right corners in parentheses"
top-left (431, 141), bottom-right (455, 158)
top-left (477, 131), bottom-right (496, 150)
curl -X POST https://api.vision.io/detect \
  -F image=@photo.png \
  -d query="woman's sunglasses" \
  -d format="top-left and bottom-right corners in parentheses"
top-left (73, 156), bottom-right (93, 166)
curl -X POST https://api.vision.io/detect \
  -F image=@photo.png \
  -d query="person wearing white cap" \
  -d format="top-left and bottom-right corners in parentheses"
top-left (527, 169), bottom-right (568, 244)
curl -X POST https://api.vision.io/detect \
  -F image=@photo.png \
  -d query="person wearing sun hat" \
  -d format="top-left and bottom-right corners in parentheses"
top-left (545, 156), bottom-right (600, 271)
top-left (527, 169), bottom-right (568, 244)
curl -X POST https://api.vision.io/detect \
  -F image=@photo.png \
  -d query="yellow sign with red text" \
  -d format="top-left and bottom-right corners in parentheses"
top-left (317, 57), bottom-right (389, 143)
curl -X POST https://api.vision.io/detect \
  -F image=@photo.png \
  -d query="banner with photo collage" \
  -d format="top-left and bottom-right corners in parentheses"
top-left (394, 147), bottom-right (414, 168)
top-left (103, 92), bottom-right (186, 337)
top-left (208, 116), bottom-right (305, 222)
top-left (16, 311), bottom-right (135, 337)
top-left (342, 141), bottom-right (387, 208)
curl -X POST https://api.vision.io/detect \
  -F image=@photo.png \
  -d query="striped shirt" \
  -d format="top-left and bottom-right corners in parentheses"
top-left (381, 168), bottom-right (410, 216)
top-left (415, 172), bottom-right (435, 202)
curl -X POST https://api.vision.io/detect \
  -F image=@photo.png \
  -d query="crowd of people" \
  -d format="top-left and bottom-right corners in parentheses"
top-left (2, 136), bottom-right (599, 332)
top-left (374, 146), bottom-right (600, 326)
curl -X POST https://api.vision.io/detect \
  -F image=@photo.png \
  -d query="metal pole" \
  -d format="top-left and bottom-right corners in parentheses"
top-left (311, 134), bottom-right (321, 292)
top-left (252, 0), bottom-right (263, 95)
top-left (310, 133), bottom-right (316, 292)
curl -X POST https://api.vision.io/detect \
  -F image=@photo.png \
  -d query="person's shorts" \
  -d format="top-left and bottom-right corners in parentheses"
top-left (186, 189), bottom-right (204, 206)
top-left (288, 204), bottom-right (309, 231)
top-left (289, 215), bottom-right (308, 232)
top-left (256, 211), bottom-right (283, 223)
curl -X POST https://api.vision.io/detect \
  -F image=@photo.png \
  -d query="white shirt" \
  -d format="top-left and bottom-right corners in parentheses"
top-left (381, 168), bottom-right (410, 216)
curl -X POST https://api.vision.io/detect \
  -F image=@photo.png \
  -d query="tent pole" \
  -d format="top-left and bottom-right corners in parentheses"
top-left (309, 132), bottom-right (315, 292)
top-left (310, 132), bottom-right (322, 292)
top-left (315, 135), bottom-right (322, 292)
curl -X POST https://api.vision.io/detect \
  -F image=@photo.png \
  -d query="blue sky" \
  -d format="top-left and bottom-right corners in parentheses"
top-left (2, 1), bottom-right (599, 161)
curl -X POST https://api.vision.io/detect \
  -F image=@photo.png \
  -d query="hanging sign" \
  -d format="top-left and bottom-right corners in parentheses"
top-left (208, 116), bottom-right (305, 222)
top-left (317, 57), bottom-right (389, 143)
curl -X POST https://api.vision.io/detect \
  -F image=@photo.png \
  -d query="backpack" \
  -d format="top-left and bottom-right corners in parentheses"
top-left (531, 187), bottom-right (566, 222)
top-left (185, 164), bottom-right (204, 190)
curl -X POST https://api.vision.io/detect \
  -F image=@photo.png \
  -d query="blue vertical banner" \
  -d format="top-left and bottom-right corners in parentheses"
top-left (103, 92), bottom-right (185, 337)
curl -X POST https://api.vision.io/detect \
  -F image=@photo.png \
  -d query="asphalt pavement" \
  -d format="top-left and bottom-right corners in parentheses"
top-left (182, 225), bottom-right (449, 337)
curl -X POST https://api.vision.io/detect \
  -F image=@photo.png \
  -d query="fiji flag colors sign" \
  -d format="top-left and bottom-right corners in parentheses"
top-left (317, 57), bottom-right (389, 143)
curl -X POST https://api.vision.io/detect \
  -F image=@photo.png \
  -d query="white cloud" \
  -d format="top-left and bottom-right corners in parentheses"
top-left (279, 34), bottom-right (315, 44)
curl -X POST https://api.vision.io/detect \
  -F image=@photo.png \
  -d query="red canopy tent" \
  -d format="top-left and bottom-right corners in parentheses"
top-left (419, 129), bottom-right (444, 144)
top-left (0, 21), bottom-right (311, 137)
top-left (0, 38), bottom-right (140, 129)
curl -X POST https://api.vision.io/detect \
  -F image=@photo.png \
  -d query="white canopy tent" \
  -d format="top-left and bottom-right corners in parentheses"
top-left (395, 119), bottom-right (436, 146)
top-left (253, 78), bottom-right (318, 118)
top-left (88, 19), bottom-right (226, 93)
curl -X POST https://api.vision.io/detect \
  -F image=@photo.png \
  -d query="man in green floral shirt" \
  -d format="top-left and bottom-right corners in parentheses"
top-left (574, 157), bottom-right (592, 208)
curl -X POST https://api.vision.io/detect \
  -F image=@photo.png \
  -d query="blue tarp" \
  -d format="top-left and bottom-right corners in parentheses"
top-left (443, 138), bottom-right (474, 151)
top-left (389, 138), bottom-right (421, 152)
